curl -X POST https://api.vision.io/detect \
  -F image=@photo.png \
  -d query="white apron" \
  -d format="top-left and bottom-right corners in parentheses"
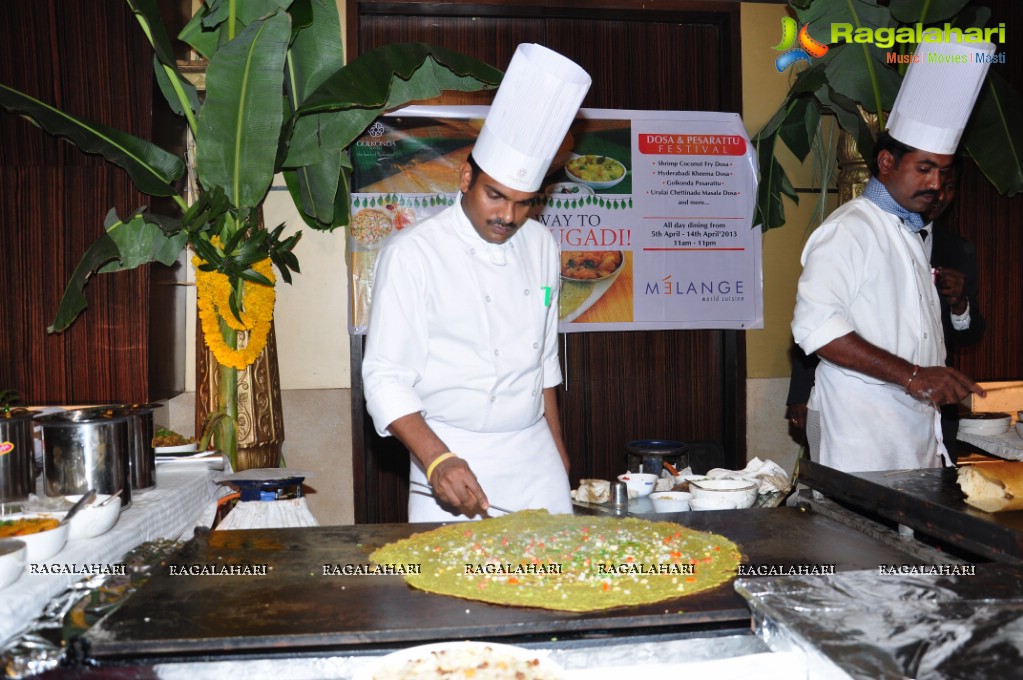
top-left (408, 419), bottom-right (572, 522)
top-left (805, 210), bottom-right (949, 472)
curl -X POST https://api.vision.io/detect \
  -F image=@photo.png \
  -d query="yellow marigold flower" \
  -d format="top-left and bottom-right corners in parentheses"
top-left (192, 252), bottom-right (276, 370)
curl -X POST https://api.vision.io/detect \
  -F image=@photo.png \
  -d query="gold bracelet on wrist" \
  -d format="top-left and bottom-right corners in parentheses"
top-left (906, 364), bottom-right (920, 392)
top-left (426, 452), bottom-right (457, 481)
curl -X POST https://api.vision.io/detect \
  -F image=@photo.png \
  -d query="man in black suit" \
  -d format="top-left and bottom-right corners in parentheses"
top-left (786, 164), bottom-right (984, 462)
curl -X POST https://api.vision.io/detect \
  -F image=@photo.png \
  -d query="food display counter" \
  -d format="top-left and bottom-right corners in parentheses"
top-left (797, 459), bottom-right (1023, 563)
top-left (6, 460), bottom-right (1020, 679)
top-left (74, 504), bottom-right (940, 667)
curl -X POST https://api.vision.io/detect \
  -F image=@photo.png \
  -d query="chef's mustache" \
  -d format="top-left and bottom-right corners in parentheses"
top-left (488, 218), bottom-right (519, 229)
top-left (914, 190), bottom-right (939, 201)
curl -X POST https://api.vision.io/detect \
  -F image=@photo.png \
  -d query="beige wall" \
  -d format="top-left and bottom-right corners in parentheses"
top-left (741, 3), bottom-right (823, 471)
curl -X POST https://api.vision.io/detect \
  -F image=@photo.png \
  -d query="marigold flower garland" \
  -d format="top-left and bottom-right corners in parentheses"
top-left (192, 251), bottom-right (276, 370)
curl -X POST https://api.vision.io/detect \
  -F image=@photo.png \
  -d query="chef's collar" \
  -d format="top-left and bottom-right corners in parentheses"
top-left (862, 177), bottom-right (925, 232)
top-left (453, 194), bottom-right (512, 266)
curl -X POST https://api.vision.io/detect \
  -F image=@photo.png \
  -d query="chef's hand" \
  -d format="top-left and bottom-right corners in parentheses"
top-left (785, 403), bottom-right (807, 433)
top-left (429, 454), bottom-right (490, 519)
top-left (907, 366), bottom-right (986, 405)
top-left (934, 267), bottom-right (968, 315)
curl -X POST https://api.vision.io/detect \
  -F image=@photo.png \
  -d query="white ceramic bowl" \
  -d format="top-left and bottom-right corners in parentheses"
top-left (0, 513), bottom-right (69, 561)
top-left (0, 539), bottom-right (26, 590)
top-left (617, 473), bottom-right (658, 498)
top-left (564, 154), bottom-right (627, 190)
top-left (154, 442), bottom-right (199, 455)
top-left (59, 494), bottom-right (122, 540)
top-left (690, 497), bottom-right (738, 511)
top-left (689, 478), bottom-right (758, 509)
top-left (960, 414), bottom-right (1011, 436)
top-left (649, 491), bottom-right (692, 512)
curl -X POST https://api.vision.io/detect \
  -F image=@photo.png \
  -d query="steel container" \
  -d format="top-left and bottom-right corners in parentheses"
top-left (110, 403), bottom-right (162, 492)
top-left (0, 409), bottom-right (37, 503)
top-left (38, 407), bottom-right (132, 508)
top-left (626, 439), bottom-right (689, 476)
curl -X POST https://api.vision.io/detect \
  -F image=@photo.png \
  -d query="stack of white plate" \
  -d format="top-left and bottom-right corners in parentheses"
top-left (959, 413), bottom-right (1012, 436)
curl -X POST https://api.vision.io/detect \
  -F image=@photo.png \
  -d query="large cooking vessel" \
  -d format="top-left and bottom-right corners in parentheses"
top-left (626, 439), bottom-right (688, 475)
top-left (38, 407), bottom-right (132, 508)
top-left (108, 403), bottom-right (162, 492)
top-left (0, 408), bottom-right (37, 503)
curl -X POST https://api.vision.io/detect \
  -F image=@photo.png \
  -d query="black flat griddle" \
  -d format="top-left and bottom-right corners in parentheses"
top-left (79, 506), bottom-right (941, 662)
top-left (799, 460), bottom-right (1023, 563)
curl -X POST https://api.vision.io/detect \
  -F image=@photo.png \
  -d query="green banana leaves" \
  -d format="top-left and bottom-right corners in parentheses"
top-left (0, 0), bottom-right (501, 333)
top-left (754, 0), bottom-right (1022, 231)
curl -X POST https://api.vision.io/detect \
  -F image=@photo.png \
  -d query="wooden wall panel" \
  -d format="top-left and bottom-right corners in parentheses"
top-left (0, 0), bottom-right (177, 405)
top-left (351, 1), bottom-right (743, 523)
top-left (943, 0), bottom-right (1023, 383)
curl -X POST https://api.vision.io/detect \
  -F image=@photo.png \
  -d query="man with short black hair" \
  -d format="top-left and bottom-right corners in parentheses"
top-left (791, 40), bottom-right (993, 472)
top-left (363, 44), bottom-right (590, 521)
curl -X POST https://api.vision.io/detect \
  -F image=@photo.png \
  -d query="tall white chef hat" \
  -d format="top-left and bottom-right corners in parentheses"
top-left (887, 39), bottom-right (996, 155)
top-left (472, 44), bottom-right (591, 192)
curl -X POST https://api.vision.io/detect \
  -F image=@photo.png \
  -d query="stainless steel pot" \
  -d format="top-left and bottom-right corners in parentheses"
top-left (38, 407), bottom-right (132, 508)
top-left (109, 403), bottom-right (162, 492)
top-left (0, 408), bottom-right (37, 503)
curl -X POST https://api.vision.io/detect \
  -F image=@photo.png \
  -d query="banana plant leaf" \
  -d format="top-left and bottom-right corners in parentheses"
top-left (196, 12), bottom-right (290, 209)
top-left (281, 43), bottom-right (501, 229)
top-left (888, 0), bottom-right (971, 24)
top-left (129, 0), bottom-right (200, 121)
top-left (752, 103), bottom-right (800, 230)
top-left (285, 42), bottom-right (502, 168)
top-left (962, 70), bottom-right (1023, 197)
top-left (0, 84), bottom-right (184, 197)
top-left (48, 232), bottom-right (121, 334)
top-left (278, 0), bottom-right (347, 227)
top-left (49, 209), bottom-right (189, 332)
top-left (100, 210), bottom-right (189, 272)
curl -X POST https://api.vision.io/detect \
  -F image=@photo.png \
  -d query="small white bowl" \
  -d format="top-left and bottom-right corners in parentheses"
top-left (0, 513), bottom-right (69, 561)
top-left (690, 497), bottom-right (738, 511)
top-left (154, 442), bottom-right (199, 455)
top-left (617, 473), bottom-right (658, 498)
top-left (650, 491), bottom-right (692, 512)
top-left (0, 539), bottom-right (26, 590)
top-left (60, 494), bottom-right (122, 540)
top-left (689, 478), bottom-right (758, 509)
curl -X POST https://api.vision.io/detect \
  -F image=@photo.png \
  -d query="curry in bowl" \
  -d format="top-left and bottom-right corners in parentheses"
top-left (565, 155), bottom-right (625, 185)
top-left (0, 515), bottom-right (61, 539)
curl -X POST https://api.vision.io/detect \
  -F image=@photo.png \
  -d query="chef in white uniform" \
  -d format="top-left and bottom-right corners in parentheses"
top-left (792, 40), bottom-right (992, 473)
top-left (363, 44), bottom-right (591, 521)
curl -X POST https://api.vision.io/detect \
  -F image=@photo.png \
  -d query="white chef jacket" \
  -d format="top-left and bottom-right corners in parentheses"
top-left (363, 197), bottom-right (570, 521)
top-left (792, 197), bottom-right (948, 472)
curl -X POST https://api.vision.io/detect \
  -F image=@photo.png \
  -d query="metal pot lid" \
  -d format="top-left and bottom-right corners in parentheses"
top-left (626, 439), bottom-right (687, 456)
top-left (0, 407), bottom-right (37, 422)
top-left (35, 407), bottom-right (131, 425)
top-left (99, 402), bottom-right (165, 416)
top-left (215, 468), bottom-right (316, 484)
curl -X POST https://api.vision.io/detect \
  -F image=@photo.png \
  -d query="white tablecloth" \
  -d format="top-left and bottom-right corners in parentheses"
top-left (0, 463), bottom-right (223, 646)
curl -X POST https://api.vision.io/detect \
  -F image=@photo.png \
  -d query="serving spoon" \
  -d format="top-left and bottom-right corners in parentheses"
top-left (59, 489), bottom-right (97, 526)
top-left (97, 489), bottom-right (122, 507)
